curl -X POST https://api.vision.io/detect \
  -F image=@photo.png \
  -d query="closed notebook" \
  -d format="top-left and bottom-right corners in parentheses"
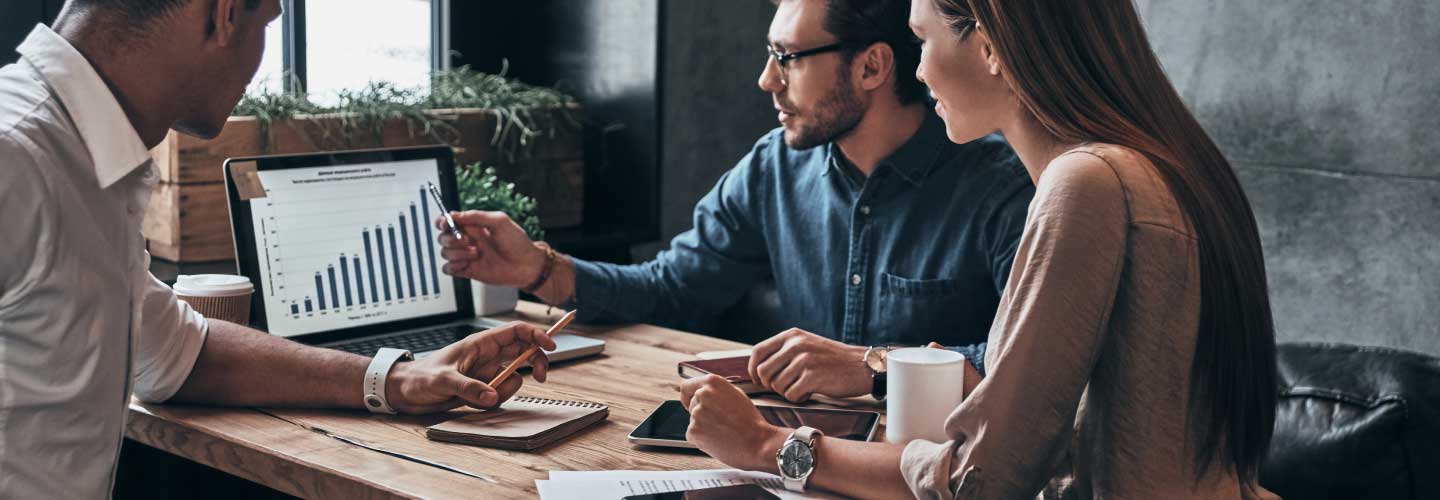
top-left (677, 356), bottom-right (767, 394)
top-left (425, 396), bottom-right (608, 451)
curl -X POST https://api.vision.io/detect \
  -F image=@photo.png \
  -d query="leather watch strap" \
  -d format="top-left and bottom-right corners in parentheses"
top-left (363, 347), bottom-right (413, 414)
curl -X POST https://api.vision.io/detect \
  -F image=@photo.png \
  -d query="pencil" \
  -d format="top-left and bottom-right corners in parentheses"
top-left (487, 309), bottom-right (578, 389)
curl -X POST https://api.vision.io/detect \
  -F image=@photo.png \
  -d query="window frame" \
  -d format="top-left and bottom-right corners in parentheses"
top-left (279, 0), bottom-right (450, 94)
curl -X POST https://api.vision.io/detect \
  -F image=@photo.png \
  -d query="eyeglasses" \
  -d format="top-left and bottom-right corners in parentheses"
top-left (765, 42), bottom-right (845, 83)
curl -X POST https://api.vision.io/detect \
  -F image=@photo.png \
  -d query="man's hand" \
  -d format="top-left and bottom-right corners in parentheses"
top-left (384, 321), bottom-right (557, 414)
top-left (679, 375), bottom-right (789, 473)
top-left (436, 211), bottom-right (546, 288)
top-left (748, 328), bottom-right (871, 402)
top-left (928, 342), bottom-right (982, 399)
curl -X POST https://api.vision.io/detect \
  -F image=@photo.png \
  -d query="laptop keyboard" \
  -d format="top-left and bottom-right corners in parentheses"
top-left (328, 324), bottom-right (486, 357)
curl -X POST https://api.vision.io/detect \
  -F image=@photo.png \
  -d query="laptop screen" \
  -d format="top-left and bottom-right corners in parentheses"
top-left (238, 156), bottom-right (460, 337)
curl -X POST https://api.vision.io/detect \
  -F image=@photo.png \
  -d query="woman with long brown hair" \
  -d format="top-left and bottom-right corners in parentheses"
top-left (676, 0), bottom-right (1279, 498)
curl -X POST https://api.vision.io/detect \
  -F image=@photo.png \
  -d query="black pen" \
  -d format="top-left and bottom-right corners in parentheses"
top-left (426, 182), bottom-right (464, 240)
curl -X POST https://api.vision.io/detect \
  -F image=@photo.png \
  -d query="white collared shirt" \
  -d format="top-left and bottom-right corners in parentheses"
top-left (1, 25), bottom-right (209, 499)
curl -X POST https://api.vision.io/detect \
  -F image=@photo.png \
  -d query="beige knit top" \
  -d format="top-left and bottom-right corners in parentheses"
top-left (900, 144), bottom-right (1278, 499)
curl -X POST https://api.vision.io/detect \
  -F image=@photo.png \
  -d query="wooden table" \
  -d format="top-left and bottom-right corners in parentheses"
top-left (126, 302), bottom-right (885, 499)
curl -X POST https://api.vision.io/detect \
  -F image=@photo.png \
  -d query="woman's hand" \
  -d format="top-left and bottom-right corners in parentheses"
top-left (679, 375), bottom-right (790, 473)
top-left (385, 321), bottom-right (556, 414)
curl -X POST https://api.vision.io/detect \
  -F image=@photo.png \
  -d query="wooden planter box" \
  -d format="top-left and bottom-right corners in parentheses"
top-left (143, 106), bottom-right (582, 262)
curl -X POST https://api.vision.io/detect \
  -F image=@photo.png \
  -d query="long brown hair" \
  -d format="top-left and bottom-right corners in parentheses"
top-left (930, 0), bottom-right (1277, 486)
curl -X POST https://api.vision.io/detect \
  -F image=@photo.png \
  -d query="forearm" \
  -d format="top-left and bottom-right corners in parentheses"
top-left (171, 320), bottom-right (367, 408)
top-left (775, 437), bottom-right (913, 500)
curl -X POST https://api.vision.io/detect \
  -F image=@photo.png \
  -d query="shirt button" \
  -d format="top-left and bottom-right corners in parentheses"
top-left (859, 205), bottom-right (871, 215)
top-left (851, 274), bottom-right (862, 286)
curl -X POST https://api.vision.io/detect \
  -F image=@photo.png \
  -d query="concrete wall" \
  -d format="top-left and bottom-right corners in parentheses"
top-left (1135, 0), bottom-right (1440, 353)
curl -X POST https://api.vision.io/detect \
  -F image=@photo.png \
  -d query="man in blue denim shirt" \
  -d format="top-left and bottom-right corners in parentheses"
top-left (437, 0), bottom-right (1032, 402)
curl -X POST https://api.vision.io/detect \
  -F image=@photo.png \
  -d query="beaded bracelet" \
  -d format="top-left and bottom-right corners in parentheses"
top-left (523, 242), bottom-right (557, 295)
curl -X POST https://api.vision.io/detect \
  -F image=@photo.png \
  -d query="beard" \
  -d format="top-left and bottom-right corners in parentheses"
top-left (781, 68), bottom-right (866, 150)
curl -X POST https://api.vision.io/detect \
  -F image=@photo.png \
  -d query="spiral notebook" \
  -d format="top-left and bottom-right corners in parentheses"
top-left (425, 396), bottom-right (609, 451)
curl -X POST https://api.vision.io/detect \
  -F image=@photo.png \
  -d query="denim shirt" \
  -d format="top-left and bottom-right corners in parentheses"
top-left (570, 112), bottom-right (1033, 374)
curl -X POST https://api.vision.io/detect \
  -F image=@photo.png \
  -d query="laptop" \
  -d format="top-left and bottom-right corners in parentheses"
top-left (222, 146), bottom-right (603, 361)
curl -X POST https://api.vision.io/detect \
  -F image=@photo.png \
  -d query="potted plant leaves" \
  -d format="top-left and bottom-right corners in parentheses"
top-left (144, 66), bottom-right (581, 263)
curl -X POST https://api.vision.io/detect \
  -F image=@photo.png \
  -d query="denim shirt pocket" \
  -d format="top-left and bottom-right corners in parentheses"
top-left (875, 272), bottom-right (968, 344)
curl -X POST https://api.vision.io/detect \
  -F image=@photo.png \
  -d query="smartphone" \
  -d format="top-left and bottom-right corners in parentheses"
top-left (628, 400), bottom-right (880, 448)
top-left (622, 484), bottom-right (780, 500)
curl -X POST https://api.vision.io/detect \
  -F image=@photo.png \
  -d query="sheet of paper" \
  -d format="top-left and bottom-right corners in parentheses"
top-left (537, 469), bottom-right (844, 500)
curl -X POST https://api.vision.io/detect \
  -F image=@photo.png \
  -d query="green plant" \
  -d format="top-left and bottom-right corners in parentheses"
top-left (231, 82), bottom-right (322, 152)
top-left (456, 163), bottom-right (544, 241)
top-left (231, 64), bottom-right (577, 160)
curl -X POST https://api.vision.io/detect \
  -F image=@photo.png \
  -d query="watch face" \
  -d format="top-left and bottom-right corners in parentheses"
top-left (865, 348), bottom-right (886, 372)
top-left (779, 440), bottom-right (814, 479)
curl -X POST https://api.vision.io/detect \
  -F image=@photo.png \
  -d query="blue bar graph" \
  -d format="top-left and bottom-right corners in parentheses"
top-left (388, 225), bottom-right (403, 298)
top-left (353, 256), bottom-right (365, 305)
top-left (287, 184), bottom-right (445, 314)
top-left (400, 213), bottom-right (416, 298)
top-left (340, 255), bottom-right (353, 307)
top-left (364, 231), bottom-right (379, 303)
top-left (375, 226), bottom-right (391, 301)
top-left (327, 265), bottom-right (339, 310)
top-left (422, 187), bottom-right (440, 292)
top-left (315, 274), bottom-right (326, 310)
top-left (411, 203), bottom-right (427, 296)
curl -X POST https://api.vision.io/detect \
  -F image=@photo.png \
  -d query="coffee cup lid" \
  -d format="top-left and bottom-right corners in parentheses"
top-left (174, 274), bottom-right (255, 297)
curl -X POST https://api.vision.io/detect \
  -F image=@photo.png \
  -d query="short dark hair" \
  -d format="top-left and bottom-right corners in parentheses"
top-left (822, 0), bottom-right (926, 105)
top-left (70, 0), bottom-right (262, 22)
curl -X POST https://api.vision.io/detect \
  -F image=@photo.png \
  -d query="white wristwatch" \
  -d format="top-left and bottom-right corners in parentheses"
top-left (363, 348), bottom-right (413, 414)
top-left (776, 426), bottom-right (822, 491)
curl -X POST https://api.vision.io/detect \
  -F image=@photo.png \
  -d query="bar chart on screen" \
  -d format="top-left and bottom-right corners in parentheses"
top-left (245, 159), bottom-right (458, 337)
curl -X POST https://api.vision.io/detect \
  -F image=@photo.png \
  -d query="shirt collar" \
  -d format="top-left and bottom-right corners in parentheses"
top-left (822, 111), bottom-right (950, 186)
top-left (18, 25), bottom-right (151, 189)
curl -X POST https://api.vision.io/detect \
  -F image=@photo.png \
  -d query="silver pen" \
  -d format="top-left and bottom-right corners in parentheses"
top-left (426, 182), bottom-right (464, 240)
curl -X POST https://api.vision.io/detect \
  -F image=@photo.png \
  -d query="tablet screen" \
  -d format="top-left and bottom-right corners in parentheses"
top-left (631, 400), bottom-right (879, 443)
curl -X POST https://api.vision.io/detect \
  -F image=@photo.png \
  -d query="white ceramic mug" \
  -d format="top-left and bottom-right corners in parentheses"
top-left (173, 274), bottom-right (255, 325)
top-left (886, 347), bottom-right (968, 444)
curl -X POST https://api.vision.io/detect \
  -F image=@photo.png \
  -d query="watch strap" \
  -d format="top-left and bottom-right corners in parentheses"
top-left (364, 347), bottom-right (413, 414)
top-left (871, 371), bottom-right (887, 400)
top-left (795, 425), bottom-right (820, 445)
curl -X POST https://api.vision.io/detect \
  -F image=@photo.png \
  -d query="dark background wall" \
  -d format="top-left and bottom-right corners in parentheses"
top-left (647, 0), bottom-right (777, 258)
top-left (0, 0), bottom-right (63, 65)
top-left (1134, 0), bottom-right (1440, 354)
top-left (449, 0), bottom-right (662, 264)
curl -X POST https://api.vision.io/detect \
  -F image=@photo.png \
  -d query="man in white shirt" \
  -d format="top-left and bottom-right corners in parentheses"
top-left (0, 1), bottom-right (557, 497)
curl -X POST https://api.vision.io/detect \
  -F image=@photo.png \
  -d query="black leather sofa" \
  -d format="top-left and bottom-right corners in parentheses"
top-left (718, 283), bottom-right (1440, 499)
top-left (1263, 342), bottom-right (1440, 500)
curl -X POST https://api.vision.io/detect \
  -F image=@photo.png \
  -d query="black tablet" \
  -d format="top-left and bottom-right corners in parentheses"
top-left (628, 400), bottom-right (880, 448)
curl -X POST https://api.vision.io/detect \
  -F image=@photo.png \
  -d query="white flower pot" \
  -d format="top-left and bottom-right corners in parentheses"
top-left (471, 281), bottom-right (519, 316)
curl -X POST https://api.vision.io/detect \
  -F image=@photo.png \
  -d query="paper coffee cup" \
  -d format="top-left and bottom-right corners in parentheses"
top-left (886, 347), bottom-right (968, 444)
top-left (173, 274), bottom-right (254, 325)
